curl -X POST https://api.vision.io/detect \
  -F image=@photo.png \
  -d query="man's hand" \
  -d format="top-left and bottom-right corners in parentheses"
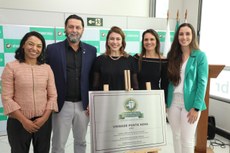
top-left (85, 106), bottom-right (90, 116)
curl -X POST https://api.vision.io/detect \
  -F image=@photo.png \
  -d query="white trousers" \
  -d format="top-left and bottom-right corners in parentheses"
top-left (51, 101), bottom-right (89, 153)
top-left (167, 94), bottom-right (201, 153)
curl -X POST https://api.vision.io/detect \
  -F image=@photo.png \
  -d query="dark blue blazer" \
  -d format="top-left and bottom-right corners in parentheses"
top-left (46, 40), bottom-right (97, 112)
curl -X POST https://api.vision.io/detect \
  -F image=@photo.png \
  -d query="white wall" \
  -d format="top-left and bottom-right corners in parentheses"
top-left (0, 0), bottom-right (199, 31)
top-left (0, 9), bottom-right (65, 26)
top-left (0, 0), bottom-right (149, 17)
top-left (169, 0), bottom-right (200, 30)
top-left (0, 9), bottom-right (177, 31)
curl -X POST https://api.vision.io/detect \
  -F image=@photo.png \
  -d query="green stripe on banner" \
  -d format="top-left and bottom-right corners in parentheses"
top-left (0, 107), bottom-right (7, 121)
top-left (0, 80), bottom-right (2, 94)
top-left (83, 41), bottom-right (100, 53)
top-left (55, 28), bottom-right (66, 41)
top-left (157, 31), bottom-right (175, 42)
top-left (30, 27), bottom-right (55, 40)
top-left (157, 31), bottom-right (166, 42)
top-left (100, 30), bottom-right (140, 42)
top-left (100, 30), bottom-right (109, 41)
top-left (0, 53), bottom-right (5, 67)
top-left (0, 25), bottom-right (3, 39)
top-left (124, 31), bottom-right (140, 41)
top-left (170, 32), bottom-right (175, 41)
top-left (4, 39), bottom-right (20, 53)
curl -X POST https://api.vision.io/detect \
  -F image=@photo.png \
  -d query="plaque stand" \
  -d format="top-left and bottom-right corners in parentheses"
top-left (103, 71), bottom-right (161, 153)
top-left (126, 81), bottom-right (160, 153)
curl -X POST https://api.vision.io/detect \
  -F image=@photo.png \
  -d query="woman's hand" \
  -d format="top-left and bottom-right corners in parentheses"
top-left (187, 108), bottom-right (199, 124)
top-left (33, 116), bottom-right (48, 128)
top-left (9, 110), bottom-right (39, 133)
top-left (33, 110), bottom-right (52, 128)
top-left (21, 118), bottom-right (40, 133)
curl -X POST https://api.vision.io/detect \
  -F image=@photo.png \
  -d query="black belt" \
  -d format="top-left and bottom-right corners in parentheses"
top-left (65, 98), bottom-right (81, 102)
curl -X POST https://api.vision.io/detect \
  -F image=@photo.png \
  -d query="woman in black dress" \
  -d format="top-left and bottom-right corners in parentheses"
top-left (134, 29), bottom-right (168, 97)
top-left (93, 26), bottom-right (138, 90)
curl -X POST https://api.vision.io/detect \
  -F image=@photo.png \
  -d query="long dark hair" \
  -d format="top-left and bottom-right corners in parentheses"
top-left (138, 29), bottom-right (161, 71)
top-left (15, 31), bottom-right (46, 64)
top-left (167, 23), bottom-right (199, 86)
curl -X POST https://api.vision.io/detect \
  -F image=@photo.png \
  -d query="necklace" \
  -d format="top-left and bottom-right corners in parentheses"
top-left (109, 55), bottom-right (121, 60)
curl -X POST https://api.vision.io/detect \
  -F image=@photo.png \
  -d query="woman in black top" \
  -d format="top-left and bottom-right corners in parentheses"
top-left (134, 29), bottom-right (168, 96)
top-left (93, 26), bottom-right (138, 90)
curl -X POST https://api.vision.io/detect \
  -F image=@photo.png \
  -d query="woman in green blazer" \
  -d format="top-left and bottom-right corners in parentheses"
top-left (167, 23), bottom-right (208, 153)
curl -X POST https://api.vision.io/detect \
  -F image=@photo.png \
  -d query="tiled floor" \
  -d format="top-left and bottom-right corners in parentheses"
top-left (0, 124), bottom-right (229, 153)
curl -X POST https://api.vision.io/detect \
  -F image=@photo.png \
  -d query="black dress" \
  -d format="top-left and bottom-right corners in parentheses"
top-left (134, 54), bottom-right (168, 99)
top-left (93, 54), bottom-right (138, 90)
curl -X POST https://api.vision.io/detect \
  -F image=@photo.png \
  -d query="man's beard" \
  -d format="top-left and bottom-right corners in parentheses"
top-left (67, 33), bottom-right (81, 43)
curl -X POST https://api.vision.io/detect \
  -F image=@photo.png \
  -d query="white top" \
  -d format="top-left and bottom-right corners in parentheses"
top-left (174, 58), bottom-right (189, 94)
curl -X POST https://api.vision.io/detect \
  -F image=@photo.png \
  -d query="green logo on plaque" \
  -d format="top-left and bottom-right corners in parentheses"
top-left (124, 99), bottom-right (137, 112)
top-left (119, 98), bottom-right (143, 119)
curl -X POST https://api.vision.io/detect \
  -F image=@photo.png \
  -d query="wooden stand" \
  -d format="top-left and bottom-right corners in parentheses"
top-left (127, 82), bottom-right (160, 153)
top-left (195, 65), bottom-right (225, 153)
top-left (124, 70), bottom-right (132, 91)
top-left (103, 84), bottom-right (109, 91)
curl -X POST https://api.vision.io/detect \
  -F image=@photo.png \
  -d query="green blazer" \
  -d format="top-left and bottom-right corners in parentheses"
top-left (167, 50), bottom-right (208, 111)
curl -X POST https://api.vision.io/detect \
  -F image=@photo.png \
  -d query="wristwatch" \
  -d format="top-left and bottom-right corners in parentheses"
top-left (194, 108), bottom-right (199, 112)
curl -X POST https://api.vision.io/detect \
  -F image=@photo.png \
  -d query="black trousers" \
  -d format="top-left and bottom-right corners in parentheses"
top-left (7, 116), bottom-right (52, 153)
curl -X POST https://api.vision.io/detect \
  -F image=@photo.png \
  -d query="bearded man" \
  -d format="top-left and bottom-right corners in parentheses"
top-left (46, 14), bottom-right (97, 153)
